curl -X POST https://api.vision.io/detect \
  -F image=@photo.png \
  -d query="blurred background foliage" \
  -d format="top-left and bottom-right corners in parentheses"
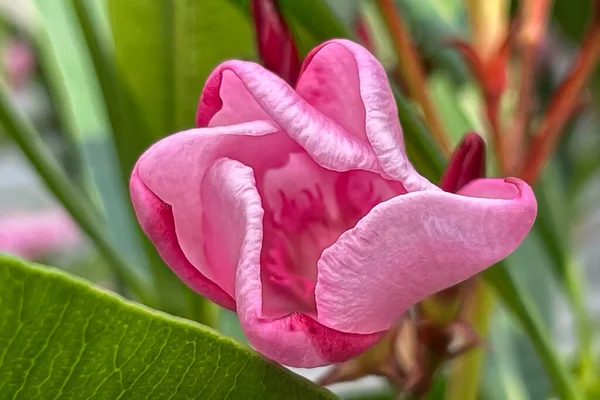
top-left (0, 0), bottom-right (599, 399)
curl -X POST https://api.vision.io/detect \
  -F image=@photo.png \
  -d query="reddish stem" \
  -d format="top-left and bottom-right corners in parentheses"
top-left (509, 0), bottom-right (551, 174)
top-left (521, 6), bottom-right (600, 183)
top-left (376, 0), bottom-right (451, 156)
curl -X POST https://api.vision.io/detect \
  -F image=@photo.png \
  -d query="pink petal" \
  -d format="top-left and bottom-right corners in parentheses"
top-left (206, 157), bottom-right (382, 367)
top-left (196, 59), bottom-right (381, 174)
top-left (315, 178), bottom-right (537, 334)
top-left (132, 120), bottom-right (381, 366)
top-left (132, 120), bottom-right (290, 301)
top-left (130, 169), bottom-right (236, 310)
top-left (298, 39), bottom-right (436, 192)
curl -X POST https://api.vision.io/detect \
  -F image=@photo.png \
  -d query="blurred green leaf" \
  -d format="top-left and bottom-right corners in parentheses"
top-left (70, 0), bottom-right (157, 181)
top-left (394, 0), bottom-right (469, 83)
top-left (428, 72), bottom-right (473, 146)
top-left (488, 232), bottom-right (557, 399)
top-left (569, 117), bottom-right (600, 193)
top-left (552, 0), bottom-right (591, 41)
top-left (69, 0), bottom-right (222, 324)
top-left (277, 0), bottom-right (349, 50)
top-left (0, 81), bottom-right (153, 305)
top-left (481, 308), bottom-right (531, 400)
top-left (535, 162), bottom-right (572, 280)
top-left (535, 163), bottom-right (594, 371)
top-left (34, 0), bottom-right (105, 141)
top-left (323, 0), bottom-right (360, 30)
top-left (34, 0), bottom-right (147, 268)
top-left (392, 86), bottom-right (446, 182)
top-left (483, 263), bottom-right (582, 400)
top-left (108, 0), bottom-right (255, 139)
top-left (0, 254), bottom-right (337, 400)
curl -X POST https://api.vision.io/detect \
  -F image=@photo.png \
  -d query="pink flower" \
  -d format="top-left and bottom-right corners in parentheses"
top-left (0, 210), bottom-right (81, 260)
top-left (130, 39), bottom-right (537, 367)
top-left (2, 39), bottom-right (34, 91)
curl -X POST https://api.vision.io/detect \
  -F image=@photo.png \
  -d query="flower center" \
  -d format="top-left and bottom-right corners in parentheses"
top-left (260, 169), bottom-right (396, 319)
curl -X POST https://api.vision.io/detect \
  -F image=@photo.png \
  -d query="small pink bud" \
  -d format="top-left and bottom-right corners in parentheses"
top-left (440, 132), bottom-right (487, 193)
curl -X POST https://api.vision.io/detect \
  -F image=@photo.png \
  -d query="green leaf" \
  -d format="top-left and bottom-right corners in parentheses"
top-left (69, 0), bottom-right (153, 183)
top-left (0, 254), bottom-right (337, 400)
top-left (394, 0), bottom-right (469, 83)
top-left (278, 0), bottom-right (349, 43)
top-left (68, 0), bottom-right (220, 324)
top-left (483, 263), bottom-right (582, 400)
top-left (392, 87), bottom-right (446, 182)
top-left (276, 0), bottom-right (351, 55)
top-left (481, 309), bottom-right (531, 400)
top-left (552, 0), bottom-right (591, 41)
top-left (33, 0), bottom-right (107, 142)
top-left (534, 164), bottom-right (594, 371)
top-left (427, 72), bottom-right (474, 146)
top-left (108, 0), bottom-right (255, 139)
top-left (0, 81), bottom-right (153, 306)
top-left (483, 232), bottom-right (557, 399)
top-left (33, 0), bottom-right (148, 270)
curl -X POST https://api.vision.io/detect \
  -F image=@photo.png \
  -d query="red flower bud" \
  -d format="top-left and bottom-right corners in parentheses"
top-left (251, 0), bottom-right (301, 85)
top-left (440, 132), bottom-right (486, 193)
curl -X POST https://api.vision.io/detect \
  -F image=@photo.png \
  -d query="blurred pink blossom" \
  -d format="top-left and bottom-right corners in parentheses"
top-left (0, 210), bottom-right (82, 260)
top-left (2, 38), bottom-right (35, 91)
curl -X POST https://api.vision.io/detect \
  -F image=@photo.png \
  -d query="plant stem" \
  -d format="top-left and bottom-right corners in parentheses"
top-left (376, 0), bottom-right (451, 156)
top-left (521, 5), bottom-right (600, 183)
top-left (509, 0), bottom-right (551, 173)
top-left (485, 99), bottom-right (508, 175)
top-left (0, 82), bottom-right (155, 306)
top-left (465, 0), bottom-right (510, 62)
top-left (445, 280), bottom-right (494, 400)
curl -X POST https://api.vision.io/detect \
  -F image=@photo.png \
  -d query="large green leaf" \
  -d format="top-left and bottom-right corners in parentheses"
top-left (108, 0), bottom-right (255, 140)
top-left (0, 254), bottom-right (336, 400)
top-left (68, 0), bottom-right (221, 324)
top-left (33, 0), bottom-right (147, 271)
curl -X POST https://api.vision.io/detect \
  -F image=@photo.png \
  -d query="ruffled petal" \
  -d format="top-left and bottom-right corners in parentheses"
top-left (207, 157), bottom-right (382, 367)
top-left (297, 39), bottom-right (436, 192)
top-left (197, 59), bottom-right (381, 174)
top-left (314, 178), bottom-right (537, 334)
top-left (133, 120), bottom-right (291, 299)
top-left (130, 168), bottom-right (236, 310)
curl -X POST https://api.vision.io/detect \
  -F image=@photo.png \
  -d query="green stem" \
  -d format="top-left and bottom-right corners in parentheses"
top-left (0, 82), bottom-right (155, 306)
top-left (565, 258), bottom-right (596, 381)
top-left (445, 280), bottom-right (495, 400)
